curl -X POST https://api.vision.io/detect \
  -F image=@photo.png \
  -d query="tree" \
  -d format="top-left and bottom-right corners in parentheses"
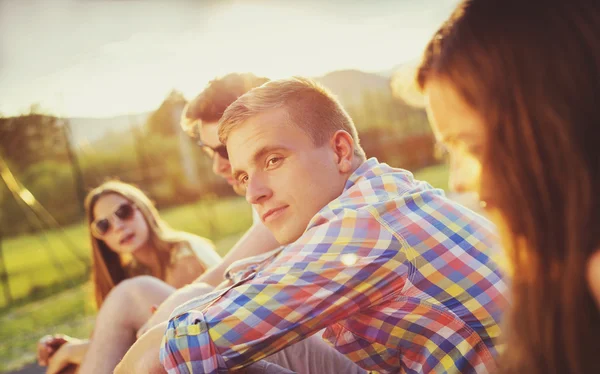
top-left (144, 90), bottom-right (187, 137)
top-left (0, 105), bottom-right (67, 172)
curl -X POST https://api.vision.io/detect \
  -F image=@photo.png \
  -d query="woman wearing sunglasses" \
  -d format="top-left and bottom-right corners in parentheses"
top-left (36, 180), bottom-right (221, 374)
top-left (413, 0), bottom-right (600, 372)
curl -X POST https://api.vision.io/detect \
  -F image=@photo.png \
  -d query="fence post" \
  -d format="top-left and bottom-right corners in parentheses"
top-left (0, 220), bottom-right (13, 307)
top-left (62, 118), bottom-right (86, 216)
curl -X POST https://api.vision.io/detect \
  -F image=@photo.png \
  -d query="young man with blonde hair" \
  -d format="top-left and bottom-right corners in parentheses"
top-left (118, 77), bottom-right (507, 373)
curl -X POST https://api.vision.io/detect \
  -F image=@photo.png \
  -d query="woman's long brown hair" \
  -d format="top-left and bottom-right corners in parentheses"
top-left (416, 0), bottom-right (600, 373)
top-left (84, 181), bottom-right (193, 309)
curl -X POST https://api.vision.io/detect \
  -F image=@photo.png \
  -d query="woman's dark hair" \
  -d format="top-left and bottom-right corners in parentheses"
top-left (417, 1), bottom-right (600, 373)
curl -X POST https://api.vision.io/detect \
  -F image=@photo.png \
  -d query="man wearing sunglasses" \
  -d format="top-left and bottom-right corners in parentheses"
top-left (134, 73), bottom-right (284, 334)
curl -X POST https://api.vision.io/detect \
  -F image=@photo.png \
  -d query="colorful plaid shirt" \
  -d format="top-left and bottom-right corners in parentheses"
top-left (160, 158), bottom-right (508, 373)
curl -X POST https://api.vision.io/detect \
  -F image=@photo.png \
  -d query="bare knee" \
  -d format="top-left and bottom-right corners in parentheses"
top-left (101, 276), bottom-right (175, 328)
top-left (120, 275), bottom-right (173, 294)
top-left (108, 276), bottom-right (175, 303)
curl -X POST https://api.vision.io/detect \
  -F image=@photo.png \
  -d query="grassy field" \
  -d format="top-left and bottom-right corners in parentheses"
top-left (0, 162), bottom-right (449, 372)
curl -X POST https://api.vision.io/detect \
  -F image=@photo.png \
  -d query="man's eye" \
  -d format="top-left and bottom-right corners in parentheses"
top-left (266, 156), bottom-right (282, 167)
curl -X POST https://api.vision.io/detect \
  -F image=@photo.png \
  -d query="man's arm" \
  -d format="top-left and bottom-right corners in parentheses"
top-left (119, 323), bottom-right (297, 374)
top-left (193, 220), bottom-right (280, 288)
top-left (161, 210), bottom-right (405, 373)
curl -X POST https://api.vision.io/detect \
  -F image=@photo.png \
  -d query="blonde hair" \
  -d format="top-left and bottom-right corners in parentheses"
top-left (84, 180), bottom-right (204, 309)
top-left (218, 77), bottom-right (366, 159)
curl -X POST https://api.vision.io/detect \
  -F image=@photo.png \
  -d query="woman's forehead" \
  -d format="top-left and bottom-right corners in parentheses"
top-left (425, 79), bottom-right (486, 142)
top-left (93, 193), bottom-right (129, 214)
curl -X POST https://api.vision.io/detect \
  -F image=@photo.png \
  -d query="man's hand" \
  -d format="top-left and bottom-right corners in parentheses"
top-left (136, 282), bottom-right (214, 339)
top-left (116, 322), bottom-right (169, 374)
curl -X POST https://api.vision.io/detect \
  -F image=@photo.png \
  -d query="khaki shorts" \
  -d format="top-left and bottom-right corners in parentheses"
top-left (246, 331), bottom-right (366, 374)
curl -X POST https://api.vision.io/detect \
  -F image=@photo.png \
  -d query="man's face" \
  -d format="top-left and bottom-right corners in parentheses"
top-left (227, 107), bottom-right (348, 244)
top-left (198, 122), bottom-right (245, 196)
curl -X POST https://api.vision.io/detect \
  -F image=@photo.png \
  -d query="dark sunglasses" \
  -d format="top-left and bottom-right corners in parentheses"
top-left (192, 122), bottom-right (229, 160)
top-left (196, 139), bottom-right (229, 160)
top-left (91, 202), bottom-right (135, 238)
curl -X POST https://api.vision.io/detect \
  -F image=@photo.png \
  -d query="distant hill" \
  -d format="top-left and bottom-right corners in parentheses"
top-left (376, 63), bottom-right (409, 78)
top-left (314, 69), bottom-right (391, 106)
top-left (68, 112), bottom-right (151, 148)
top-left (58, 66), bottom-right (413, 148)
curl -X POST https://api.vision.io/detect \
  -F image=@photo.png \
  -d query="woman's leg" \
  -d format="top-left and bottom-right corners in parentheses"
top-left (78, 276), bottom-right (175, 374)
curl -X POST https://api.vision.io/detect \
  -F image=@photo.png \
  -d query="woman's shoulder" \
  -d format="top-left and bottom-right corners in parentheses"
top-left (170, 232), bottom-right (221, 268)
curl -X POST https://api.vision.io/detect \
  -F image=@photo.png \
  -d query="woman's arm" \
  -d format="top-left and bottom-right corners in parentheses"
top-left (37, 335), bottom-right (89, 374)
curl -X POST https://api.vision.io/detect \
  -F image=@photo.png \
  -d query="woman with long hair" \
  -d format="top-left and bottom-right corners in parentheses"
top-left (37, 180), bottom-right (220, 374)
top-left (411, 0), bottom-right (600, 372)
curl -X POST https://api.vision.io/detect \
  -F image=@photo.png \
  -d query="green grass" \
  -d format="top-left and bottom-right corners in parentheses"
top-left (0, 284), bottom-right (96, 372)
top-left (413, 163), bottom-right (449, 190)
top-left (0, 163), bottom-right (449, 372)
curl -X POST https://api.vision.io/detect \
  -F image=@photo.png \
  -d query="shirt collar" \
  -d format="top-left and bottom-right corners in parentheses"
top-left (343, 157), bottom-right (381, 191)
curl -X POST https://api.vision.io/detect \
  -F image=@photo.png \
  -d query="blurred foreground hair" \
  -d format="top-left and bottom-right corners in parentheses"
top-left (417, 0), bottom-right (600, 373)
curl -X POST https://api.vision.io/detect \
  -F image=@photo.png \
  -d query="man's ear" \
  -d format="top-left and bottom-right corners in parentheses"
top-left (330, 130), bottom-right (354, 173)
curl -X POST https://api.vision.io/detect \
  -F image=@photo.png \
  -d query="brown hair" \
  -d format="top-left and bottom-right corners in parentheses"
top-left (181, 73), bottom-right (270, 137)
top-left (417, 0), bottom-right (600, 373)
top-left (84, 181), bottom-right (196, 309)
top-left (218, 76), bottom-right (366, 159)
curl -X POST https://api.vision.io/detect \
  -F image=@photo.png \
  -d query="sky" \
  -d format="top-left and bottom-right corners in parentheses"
top-left (0, 0), bottom-right (459, 118)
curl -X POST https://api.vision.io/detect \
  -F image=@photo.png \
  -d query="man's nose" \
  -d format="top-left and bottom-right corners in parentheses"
top-left (245, 173), bottom-right (273, 205)
top-left (212, 155), bottom-right (230, 175)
